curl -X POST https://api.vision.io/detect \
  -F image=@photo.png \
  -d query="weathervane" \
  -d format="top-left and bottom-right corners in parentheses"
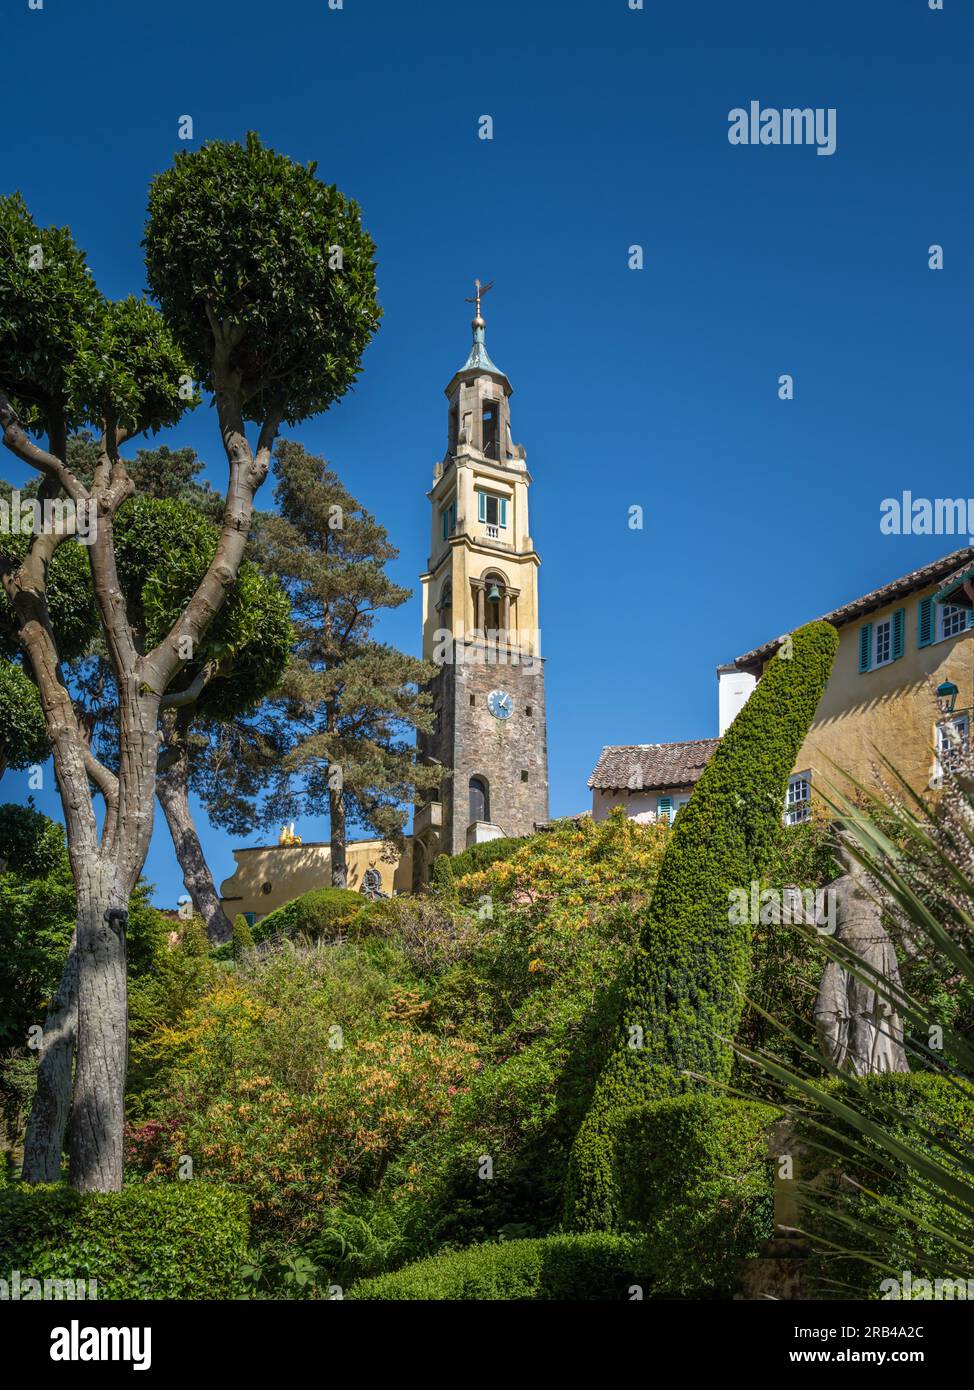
top-left (465, 277), bottom-right (493, 328)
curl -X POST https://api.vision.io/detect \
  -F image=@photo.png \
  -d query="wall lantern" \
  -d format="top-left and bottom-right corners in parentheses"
top-left (936, 680), bottom-right (960, 715)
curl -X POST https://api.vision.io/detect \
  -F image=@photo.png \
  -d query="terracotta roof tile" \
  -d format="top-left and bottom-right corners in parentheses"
top-left (733, 546), bottom-right (974, 670)
top-left (588, 738), bottom-right (719, 792)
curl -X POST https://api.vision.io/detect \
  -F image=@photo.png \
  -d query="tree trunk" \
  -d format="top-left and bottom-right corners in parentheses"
top-left (68, 874), bottom-right (129, 1193)
top-left (21, 935), bottom-right (78, 1183)
top-left (158, 761), bottom-right (233, 944)
top-left (329, 785), bottom-right (347, 888)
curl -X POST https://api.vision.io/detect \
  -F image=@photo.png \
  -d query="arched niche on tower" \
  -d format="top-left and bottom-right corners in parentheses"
top-left (471, 568), bottom-right (520, 644)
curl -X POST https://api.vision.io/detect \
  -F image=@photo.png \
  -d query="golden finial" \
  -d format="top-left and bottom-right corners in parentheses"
top-left (465, 277), bottom-right (494, 330)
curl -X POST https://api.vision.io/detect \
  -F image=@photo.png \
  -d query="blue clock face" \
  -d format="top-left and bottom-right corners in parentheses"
top-left (487, 689), bottom-right (514, 720)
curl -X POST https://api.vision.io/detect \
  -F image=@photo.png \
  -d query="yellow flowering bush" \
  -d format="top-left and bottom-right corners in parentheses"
top-left (126, 949), bottom-right (478, 1236)
top-left (456, 808), bottom-right (668, 936)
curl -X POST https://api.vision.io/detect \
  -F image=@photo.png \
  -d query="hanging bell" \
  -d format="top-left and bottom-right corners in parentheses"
top-left (486, 583), bottom-right (502, 602)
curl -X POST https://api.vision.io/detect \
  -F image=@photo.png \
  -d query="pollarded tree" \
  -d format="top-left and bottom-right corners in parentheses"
top-left (71, 494), bottom-right (293, 943)
top-left (257, 440), bottom-right (441, 887)
top-left (562, 621), bottom-right (838, 1232)
top-left (0, 134), bottom-right (379, 1192)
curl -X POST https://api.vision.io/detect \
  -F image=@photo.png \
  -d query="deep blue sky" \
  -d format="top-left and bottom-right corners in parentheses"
top-left (3, 0), bottom-right (971, 906)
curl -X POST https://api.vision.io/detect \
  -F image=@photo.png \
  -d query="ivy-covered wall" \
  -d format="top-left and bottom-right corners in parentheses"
top-left (563, 620), bottom-right (838, 1231)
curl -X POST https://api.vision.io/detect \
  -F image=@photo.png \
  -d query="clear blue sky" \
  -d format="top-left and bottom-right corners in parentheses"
top-left (3, 0), bottom-right (971, 906)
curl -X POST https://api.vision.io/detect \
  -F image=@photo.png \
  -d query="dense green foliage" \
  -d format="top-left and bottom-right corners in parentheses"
top-left (0, 661), bottom-right (48, 773)
top-left (445, 835), bottom-right (527, 880)
top-left (0, 805), bottom-right (168, 1059)
top-left (118, 814), bottom-right (668, 1286)
top-left (798, 1074), bottom-right (974, 1299)
top-left (256, 440), bottom-right (439, 863)
top-left (564, 621), bottom-right (838, 1232)
top-left (0, 192), bottom-right (102, 433)
top-left (249, 886), bottom-right (367, 946)
top-left (0, 1182), bottom-right (249, 1298)
top-left (606, 1094), bottom-right (779, 1294)
top-left (144, 134), bottom-right (381, 427)
top-left (231, 913), bottom-right (255, 959)
top-left (347, 1232), bottom-right (653, 1301)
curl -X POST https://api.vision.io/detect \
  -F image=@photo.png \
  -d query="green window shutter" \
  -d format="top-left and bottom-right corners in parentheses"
top-left (477, 491), bottom-right (486, 523)
top-left (499, 496), bottom-right (508, 528)
top-left (441, 508), bottom-right (448, 541)
top-left (858, 623), bottom-right (872, 673)
top-left (968, 608), bottom-right (974, 631)
top-left (892, 607), bottom-right (905, 660)
top-left (657, 796), bottom-right (673, 824)
top-left (917, 596), bottom-right (934, 648)
top-left (449, 500), bottom-right (456, 532)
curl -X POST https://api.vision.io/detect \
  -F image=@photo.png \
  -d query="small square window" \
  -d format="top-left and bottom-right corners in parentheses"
top-left (520, 770), bottom-right (529, 783)
top-left (470, 694), bottom-right (476, 707)
top-left (937, 715), bottom-right (969, 775)
top-left (939, 604), bottom-right (968, 641)
top-left (525, 705), bottom-right (533, 717)
top-left (785, 771), bottom-right (812, 825)
top-left (873, 619), bottom-right (893, 667)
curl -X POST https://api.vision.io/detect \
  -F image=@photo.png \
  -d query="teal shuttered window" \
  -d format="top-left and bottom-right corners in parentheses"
top-left (892, 607), bottom-right (905, 661)
top-left (918, 596), bottom-right (934, 648)
top-left (657, 796), bottom-right (673, 825)
top-left (859, 623), bottom-right (872, 673)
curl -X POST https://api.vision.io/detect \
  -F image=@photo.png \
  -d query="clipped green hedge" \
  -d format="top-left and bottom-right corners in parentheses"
top-left (607, 1094), bottom-right (779, 1295)
top-left (564, 621), bottom-right (838, 1231)
top-left (799, 1073), bottom-right (974, 1300)
top-left (348, 1232), bottom-right (653, 1301)
top-left (447, 836), bottom-right (528, 881)
top-left (0, 1182), bottom-right (250, 1299)
top-left (251, 886), bottom-right (365, 946)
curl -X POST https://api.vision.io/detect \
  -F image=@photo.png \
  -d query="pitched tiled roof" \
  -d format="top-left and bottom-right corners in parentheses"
top-left (588, 738), bottom-right (719, 792)
top-left (935, 559), bottom-right (974, 608)
top-left (732, 546), bottom-right (974, 671)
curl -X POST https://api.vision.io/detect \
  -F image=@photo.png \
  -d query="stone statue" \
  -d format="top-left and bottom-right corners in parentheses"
top-left (813, 842), bottom-right (910, 1076)
top-left (360, 865), bottom-right (387, 901)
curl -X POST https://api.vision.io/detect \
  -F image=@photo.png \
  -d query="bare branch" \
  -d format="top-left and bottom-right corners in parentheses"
top-left (0, 391), bottom-right (89, 503)
top-left (138, 382), bottom-right (281, 696)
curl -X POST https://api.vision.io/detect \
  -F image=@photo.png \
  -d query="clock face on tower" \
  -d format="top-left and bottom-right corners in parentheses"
top-left (487, 689), bottom-right (514, 720)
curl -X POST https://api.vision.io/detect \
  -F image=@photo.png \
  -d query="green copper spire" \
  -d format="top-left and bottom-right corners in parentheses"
top-left (458, 277), bottom-right (510, 387)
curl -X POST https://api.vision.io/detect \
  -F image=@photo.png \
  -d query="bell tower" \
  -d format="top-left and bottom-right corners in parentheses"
top-left (413, 284), bottom-right (549, 884)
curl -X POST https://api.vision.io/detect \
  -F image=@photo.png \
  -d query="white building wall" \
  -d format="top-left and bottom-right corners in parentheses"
top-left (591, 786), bottom-right (692, 824)
top-left (718, 667), bottom-right (756, 735)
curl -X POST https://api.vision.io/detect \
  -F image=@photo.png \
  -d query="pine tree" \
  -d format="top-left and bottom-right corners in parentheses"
top-left (258, 440), bottom-right (441, 886)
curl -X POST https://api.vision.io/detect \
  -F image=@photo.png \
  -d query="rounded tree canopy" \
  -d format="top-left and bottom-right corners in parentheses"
top-left (69, 295), bottom-right (195, 438)
top-left (0, 660), bottom-right (49, 772)
top-left (0, 193), bottom-right (101, 434)
top-left (0, 195), bottom-right (192, 440)
top-left (143, 133), bottom-right (381, 425)
top-left (0, 528), bottom-right (97, 664)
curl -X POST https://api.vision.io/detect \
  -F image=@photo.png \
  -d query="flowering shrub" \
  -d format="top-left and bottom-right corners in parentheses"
top-left (456, 808), bottom-right (668, 937)
top-left (130, 953), bottom-right (477, 1237)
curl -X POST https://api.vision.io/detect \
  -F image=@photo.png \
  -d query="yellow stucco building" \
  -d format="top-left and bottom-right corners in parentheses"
top-left (721, 547), bottom-right (974, 819)
top-left (591, 548), bottom-right (974, 830)
top-left (220, 838), bottom-right (413, 923)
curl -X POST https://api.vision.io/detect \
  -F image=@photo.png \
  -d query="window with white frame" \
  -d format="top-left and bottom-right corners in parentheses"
top-left (937, 714), bottom-right (969, 775)
top-left (873, 618), bottom-right (893, 667)
top-left (939, 603), bottom-right (969, 641)
top-left (785, 771), bottom-right (812, 825)
top-left (476, 490), bottom-right (508, 540)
